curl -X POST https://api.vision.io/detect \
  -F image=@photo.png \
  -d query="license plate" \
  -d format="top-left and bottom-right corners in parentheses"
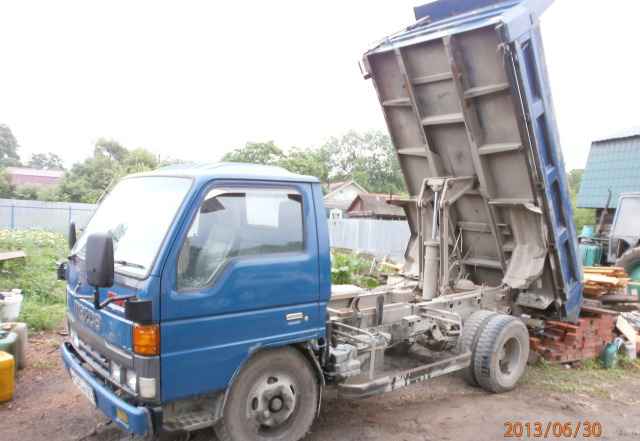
top-left (70, 369), bottom-right (96, 407)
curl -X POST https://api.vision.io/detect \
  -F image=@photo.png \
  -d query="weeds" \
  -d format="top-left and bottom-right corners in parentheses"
top-left (524, 356), bottom-right (640, 398)
top-left (331, 251), bottom-right (381, 288)
top-left (0, 229), bottom-right (68, 331)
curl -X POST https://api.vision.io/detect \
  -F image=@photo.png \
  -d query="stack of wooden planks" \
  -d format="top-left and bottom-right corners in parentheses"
top-left (530, 308), bottom-right (617, 363)
top-left (583, 266), bottom-right (630, 298)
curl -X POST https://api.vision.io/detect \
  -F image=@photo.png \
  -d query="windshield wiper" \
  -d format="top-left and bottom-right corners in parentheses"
top-left (114, 260), bottom-right (146, 270)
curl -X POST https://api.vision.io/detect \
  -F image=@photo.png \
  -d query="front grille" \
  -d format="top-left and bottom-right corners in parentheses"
top-left (78, 339), bottom-right (110, 371)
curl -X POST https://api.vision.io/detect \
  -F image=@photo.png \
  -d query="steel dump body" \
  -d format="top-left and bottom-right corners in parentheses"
top-left (363, 0), bottom-right (582, 321)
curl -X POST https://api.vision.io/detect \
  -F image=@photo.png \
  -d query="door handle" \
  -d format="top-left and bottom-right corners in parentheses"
top-left (286, 312), bottom-right (305, 321)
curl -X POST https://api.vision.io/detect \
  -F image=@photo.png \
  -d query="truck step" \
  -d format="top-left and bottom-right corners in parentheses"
top-left (163, 411), bottom-right (217, 432)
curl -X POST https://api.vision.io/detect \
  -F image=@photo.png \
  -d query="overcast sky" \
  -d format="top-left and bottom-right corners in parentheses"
top-left (1, 0), bottom-right (639, 170)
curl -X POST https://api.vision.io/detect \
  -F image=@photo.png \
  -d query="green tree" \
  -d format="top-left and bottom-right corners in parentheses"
top-left (0, 124), bottom-right (21, 167)
top-left (221, 131), bottom-right (405, 194)
top-left (278, 146), bottom-right (331, 182)
top-left (13, 186), bottom-right (39, 200)
top-left (567, 169), bottom-right (595, 233)
top-left (56, 139), bottom-right (159, 203)
top-left (94, 138), bottom-right (129, 162)
top-left (223, 141), bottom-right (284, 165)
top-left (122, 148), bottom-right (158, 174)
top-left (28, 152), bottom-right (64, 170)
top-left (323, 130), bottom-right (405, 194)
top-left (0, 169), bottom-right (14, 198)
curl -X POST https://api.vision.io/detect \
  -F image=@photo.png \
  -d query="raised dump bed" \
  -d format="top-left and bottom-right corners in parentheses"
top-left (362, 0), bottom-right (582, 321)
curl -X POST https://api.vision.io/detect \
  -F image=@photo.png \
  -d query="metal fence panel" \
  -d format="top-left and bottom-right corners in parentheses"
top-left (0, 199), bottom-right (409, 262)
top-left (0, 199), bottom-right (96, 234)
top-left (328, 218), bottom-right (410, 262)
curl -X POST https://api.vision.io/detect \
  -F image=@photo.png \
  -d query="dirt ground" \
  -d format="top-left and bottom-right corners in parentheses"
top-left (1, 332), bottom-right (640, 441)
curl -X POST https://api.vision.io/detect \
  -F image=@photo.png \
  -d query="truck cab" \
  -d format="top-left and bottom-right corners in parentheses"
top-left (61, 163), bottom-right (331, 438)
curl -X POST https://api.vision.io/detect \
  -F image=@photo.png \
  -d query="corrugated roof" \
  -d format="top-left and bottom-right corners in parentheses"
top-left (577, 135), bottom-right (640, 209)
top-left (592, 126), bottom-right (640, 143)
top-left (323, 181), bottom-right (368, 210)
top-left (347, 193), bottom-right (405, 218)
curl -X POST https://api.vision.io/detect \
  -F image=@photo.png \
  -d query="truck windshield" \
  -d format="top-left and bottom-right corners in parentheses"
top-left (72, 176), bottom-right (192, 278)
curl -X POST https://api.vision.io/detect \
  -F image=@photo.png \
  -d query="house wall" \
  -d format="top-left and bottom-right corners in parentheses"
top-left (8, 174), bottom-right (62, 188)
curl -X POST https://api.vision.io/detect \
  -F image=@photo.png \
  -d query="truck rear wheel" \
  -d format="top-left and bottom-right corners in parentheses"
top-left (616, 246), bottom-right (640, 281)
top-left (214, 347), bottom-right (318, 441)
top-left (473, 314), bottom-right (529, 393)
top-left (458, 310), bottom-right (497, 386)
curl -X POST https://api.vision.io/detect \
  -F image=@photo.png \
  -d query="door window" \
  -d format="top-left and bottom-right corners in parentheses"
top-left (177, 188), bottom-right (304, 290)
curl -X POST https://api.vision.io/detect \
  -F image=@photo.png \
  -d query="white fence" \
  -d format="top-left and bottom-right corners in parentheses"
top-left (0, 198), bottom-right (410, 260)
top-left (328, 218), bottom-right (410, 262)
top-left (0, 199), bottom-right (96, 234)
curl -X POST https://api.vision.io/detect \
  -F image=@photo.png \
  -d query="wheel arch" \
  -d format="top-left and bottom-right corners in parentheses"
top-left (213, 342), bottom-right (324, 422)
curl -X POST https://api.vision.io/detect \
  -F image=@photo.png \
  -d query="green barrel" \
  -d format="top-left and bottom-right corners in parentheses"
top-left (579, 242), bottom-right (603, 267)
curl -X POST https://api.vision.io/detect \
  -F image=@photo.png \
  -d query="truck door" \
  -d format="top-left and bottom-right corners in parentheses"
top-left (159, 181), bottom-right (323, 402)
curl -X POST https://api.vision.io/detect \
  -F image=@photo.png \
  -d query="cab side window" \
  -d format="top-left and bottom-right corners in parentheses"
top-left (177, 188), bottom-right (304, 290)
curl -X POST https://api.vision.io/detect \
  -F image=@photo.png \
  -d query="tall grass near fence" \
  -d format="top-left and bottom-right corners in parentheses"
top-left (0, 230), bottom-right (68, 330)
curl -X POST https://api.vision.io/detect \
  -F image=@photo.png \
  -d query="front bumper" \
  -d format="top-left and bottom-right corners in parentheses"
top-left (61, 342), bottom-right (154, 437)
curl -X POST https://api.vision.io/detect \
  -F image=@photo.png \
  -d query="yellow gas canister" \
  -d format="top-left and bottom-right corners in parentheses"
top-left (0, 351), bottom-right (15, 402)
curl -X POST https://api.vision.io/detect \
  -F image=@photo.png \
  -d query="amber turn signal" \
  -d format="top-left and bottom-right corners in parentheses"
top-left (133, 324), bottom-right (159, 356)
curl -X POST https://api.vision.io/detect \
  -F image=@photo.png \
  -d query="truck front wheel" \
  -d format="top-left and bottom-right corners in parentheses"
top-left (214, 347), bottom-right (318, 441)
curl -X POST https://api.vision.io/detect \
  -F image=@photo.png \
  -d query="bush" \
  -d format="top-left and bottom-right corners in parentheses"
top-left (0, 230), bottom-right (68, 330)
top-left (330, 251), bottom-right (380, 288)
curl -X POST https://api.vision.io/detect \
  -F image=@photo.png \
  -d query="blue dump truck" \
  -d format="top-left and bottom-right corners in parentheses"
top-left (60, 1), bottom-right (583, 439)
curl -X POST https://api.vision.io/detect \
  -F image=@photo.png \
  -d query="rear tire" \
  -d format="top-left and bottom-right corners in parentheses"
top-left (616, 246), bottom-right (640, 281)
top-left (473, 314), bottom-right (530, 393)
top-left (214, 347), bottom-right (319, 441)
top-left (458, 310), bottom-right (497, 387)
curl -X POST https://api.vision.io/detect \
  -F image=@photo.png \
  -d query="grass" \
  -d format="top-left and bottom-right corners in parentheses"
top-left (0, 229), bottom-right (68, 331)
top-left (523, 357), bottom-right (640, 398)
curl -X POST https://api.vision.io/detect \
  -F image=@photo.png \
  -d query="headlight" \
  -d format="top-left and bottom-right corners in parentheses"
top-left (126, 370), bottom-right (137, 392)
top-left (110, 362), bottom-right (122, 383)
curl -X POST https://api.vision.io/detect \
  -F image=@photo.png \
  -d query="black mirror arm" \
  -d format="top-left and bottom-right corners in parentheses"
top-left (97, 294), bottom-right (137, 310)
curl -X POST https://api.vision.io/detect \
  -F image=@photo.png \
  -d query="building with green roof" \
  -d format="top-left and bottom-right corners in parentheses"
top-left (577, 128), bottom-right (640, 219)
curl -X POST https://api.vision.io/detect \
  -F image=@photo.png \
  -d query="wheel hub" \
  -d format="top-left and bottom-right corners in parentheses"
top-left (248, 374), bottom-right (297, 429)
top-left (498, 337), bottom-right (520, 377)
top-left (269, 397), bottom-right (284, 412)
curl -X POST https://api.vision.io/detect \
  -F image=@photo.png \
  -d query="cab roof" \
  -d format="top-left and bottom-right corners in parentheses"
top-left (136, 162), bottom-right (319, 184)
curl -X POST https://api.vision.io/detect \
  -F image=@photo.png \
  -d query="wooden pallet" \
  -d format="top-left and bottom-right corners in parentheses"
top-left (530, 309), bottom-right (617, 363)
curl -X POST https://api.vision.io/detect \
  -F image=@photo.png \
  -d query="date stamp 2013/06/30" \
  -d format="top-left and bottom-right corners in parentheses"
top-left (504, 421), bottom-right (603, 438)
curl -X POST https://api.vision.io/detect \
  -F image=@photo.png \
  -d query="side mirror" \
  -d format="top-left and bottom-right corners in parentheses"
top-left (86, 233), bottom-right (114, 288)
top-left (69, 222), bottom-right (77, 249)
